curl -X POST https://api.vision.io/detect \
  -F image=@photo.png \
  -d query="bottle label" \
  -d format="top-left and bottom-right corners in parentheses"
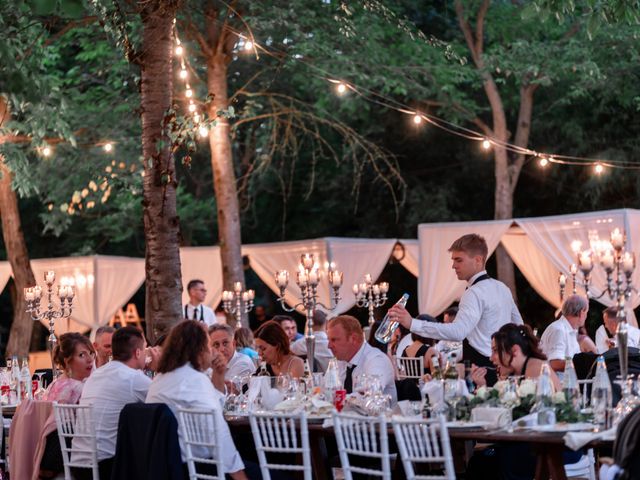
top-left (334, 389), bottom-right (346, 412)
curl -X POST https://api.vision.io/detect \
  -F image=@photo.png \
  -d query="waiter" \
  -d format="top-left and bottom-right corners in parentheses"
top-left (390, 233), bottom-right (523, 385)
top-left (184, 279), bottom-right (217, 326)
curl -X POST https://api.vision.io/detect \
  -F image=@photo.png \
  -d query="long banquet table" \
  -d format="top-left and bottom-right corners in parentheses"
top-left (227, 416), bottom-right (613, 480)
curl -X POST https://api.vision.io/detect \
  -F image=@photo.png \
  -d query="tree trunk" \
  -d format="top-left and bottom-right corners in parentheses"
top-left (0, 96), bottom-right (37, 356)
top-left (139, 1), bottom-right (182, 342)
top-left (207, 53), bottom-right (247, 326)
top-left (493, 144), bottom-right (516, 297)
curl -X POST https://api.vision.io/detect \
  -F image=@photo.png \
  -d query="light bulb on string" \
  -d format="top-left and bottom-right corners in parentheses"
top-left (179, 69), bottom-right (188, 79)
top-left (193, 114), bottom-right (201, 123)
top-left (336, 82), bottom-right (347, 95)
top-left (481, 139), bottom-right (492, 150)
top-left (198, 126), bottom-right (209, 138)
top-left (538, 156), bottom-right (548, 167)
top-left (42, 146), bottom-right (52, 157)
top-left (594, 163), bottom-right (604, 175)
top-left (175, 45), bottom-right (183, 56)
top-left (413, 114), bottom-right (422, 125)
top-left (103, 143), bottom-right (113, 153)
top-left (188, 102), bottom-right (196, 113)
top-left (244, 40), bottom-right (254, 51)
top-left (185, 88), bottom-right (193, 98)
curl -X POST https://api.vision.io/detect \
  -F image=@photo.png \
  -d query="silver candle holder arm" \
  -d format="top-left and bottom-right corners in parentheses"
top-left (353, 274), bottom-right (389, 327)
top-left (24, 270), bottom-right (75, 376)
top-left (274, 254), bottom-right (343, 372)
top-left (222, 282), bottom-right (255, 329)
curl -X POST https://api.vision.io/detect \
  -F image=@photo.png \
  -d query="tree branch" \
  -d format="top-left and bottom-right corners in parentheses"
top-left (475, 0), bottom-right (490, 58)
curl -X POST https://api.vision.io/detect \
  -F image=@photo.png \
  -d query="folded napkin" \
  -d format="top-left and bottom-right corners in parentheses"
top-left (261, 388), bottom-right (285, 411)
top-left (471, 407), bottom-right (512, 429)
top-left (513, 413), bottom-right (538, 428)
top-left (247, 377), bottom-right (268, 406)
top-left (564, 427), bottom-right (616, 451)
top-left (396, 400), bottom-right (422, 417)
top-left (273, 398), bottom-right (303, 412)
top-left (310, 397), bottom-right (333, 415)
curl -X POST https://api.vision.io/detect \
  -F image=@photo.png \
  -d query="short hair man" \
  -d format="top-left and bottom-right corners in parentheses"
top-left (290, 310), bottom-right (333, 372)
top-left (94, 326), bottom-right (115, 368)
top-left (443, 306), bottom-right (458, 324)
top-left (208, 324), bottom-right (255, 384)
top-left (273, 315), bottom-right (303, 342)
top-left (184, 279), bottom-right (217, 326)
top-left (391, 234), bottom-right (523, 385)
top-left (327, 315), bottom-right (397, 404)
top-left (540, 294), bottom-right (588, 371)
top-left (594, 306), bottom-right (640, 354)
top-left (73, 326), bottom-right (160, 479)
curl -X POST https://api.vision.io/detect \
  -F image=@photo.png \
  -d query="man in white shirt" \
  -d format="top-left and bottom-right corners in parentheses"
top-left (72, 326), bottom-right (160, 479)
top-left (540, 294), bottom-right (587, 371)
top-left (290, 310), bottom-right (333, 372)
top-left (184, 279), bottom-right (216, 326)
top-left (391, 233), bottom-right (522, 385)
top-left (327, 315), bottom-right (397, 404)
top-left (93, 325), bottom-right (115, 368)
top-left (208, 323), bottom-right (255, 384)
top-left (595, 306), bottom-right (640, 354)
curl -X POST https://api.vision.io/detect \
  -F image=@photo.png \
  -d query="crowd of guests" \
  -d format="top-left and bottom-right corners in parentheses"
top-left (28, 233), bottom-right (638, 480)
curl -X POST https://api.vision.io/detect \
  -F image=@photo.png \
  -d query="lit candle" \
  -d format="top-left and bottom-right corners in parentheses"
top-left (297, 271), bottom-right (308, 285)
top-left (622, 252), bottom-right (635, 274)
top-left (66, 286), bottom-right (75, 300)
top-left (58, 285), bottom-right (67, 299)
top-left (372, 284), bottom-right (381, 296)
top-left (308, 270), bottom-right (319, 285)
top-left (359, 282), bottom-right (368, 294)
top-left (570, 264), bottom-right (578, 275)
top-left (234, 282), bottom-right (242, 293)
top-left (247, 289), bottom-right (255, 300)
top-left (611, 228), bottom-right (624, 249)
top-left (600, 250), bottom-right (615, 270)
top-left (242, 292), bottom-right (249, 302)
top-left (34, 286), bottom-right (42, 299)
top-left (579, 252), bottom-right (592, 271)
top-left (364, 273), bottom-right (372, 284)
top-left (352, 284), bottom-right (359, 295)
top-left (44, 270), bottom-right (55, 284)
top-left (379, 282), bottom-right (389, 294)
top-left (24, 288), bottom-right (34, 301)
top-left (558, 274), bottom-right (566, 288)
top-left (571, 240), bottom-right (582, 254)
top-left (222, 291), bottom-right (230, 301)
top-left (331, 270), bottom-right (343, 287)
top-left (275, 270), bottom-right (289, 288)
top-left (301, 254), bottom-right (314, 270)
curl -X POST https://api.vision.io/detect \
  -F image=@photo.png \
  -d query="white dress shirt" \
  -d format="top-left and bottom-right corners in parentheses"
top-left (184, 303), bottom-right (217, 327)
top-left (595, 324), bottom-right (640, 354)
top-left (338, 342), bottom-right (397, 404)
top-left (540, 316), bottom-right (581, 361)
top-left (290, 331), bottom-right (332, 372)
top-left (226, 351), bottom-right (256, 381)
top-left (146, 363), bottom-right (244, 473)
top-left (72, 361), bottom-right (151, 462)
top-left (410, 271), bottom-right (523, 357)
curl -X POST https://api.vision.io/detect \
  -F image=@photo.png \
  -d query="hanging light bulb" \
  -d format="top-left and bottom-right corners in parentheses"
top-left (336, 82), bottom-right (347, 95)
top-left (175, 45), bottom-right (184, 56)
top-left (198, 126), bottom-right (209, 138)
top-left (481, 139), bottom-right (492, 150)
top-left (42, 146), bottom-right (52, 157)
top-left (193, 113), bottom-right (201, 123)
top-left (594, 163), bottom-right (604, 175)
top-left (244, 40), bottom-right (254, 51)
top-left (413, 114), bottom-right (422, 125)
top-left (179, 69), bottom-right (188, 79)
top-left (185, 88), bottom-right (193, 98)
top-left (188, 102), bottom-right (196, 112)
top-left (538, 156), bottom-right (548, 167)
top-left (103, 142), bottom-right (113, 153)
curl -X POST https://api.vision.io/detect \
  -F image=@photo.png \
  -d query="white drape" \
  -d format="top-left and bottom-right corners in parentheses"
top-left (30, 256), bottom-right (145, 335)
top-left (179, 246), bottom-right (223, 308)
top-left (417, 220), bottom-right (512, 316)
top-left (243, 238), bottom-right (397, 315)
top-left (399, 240), bottom-right (419, 277)
top-left (501, 226), bottom-right (562, 308)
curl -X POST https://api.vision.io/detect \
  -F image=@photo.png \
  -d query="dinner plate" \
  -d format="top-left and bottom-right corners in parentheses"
top-left (528, 422), bottom-right (594, 432)
top-left (445, 420), bottom-right (492, 429)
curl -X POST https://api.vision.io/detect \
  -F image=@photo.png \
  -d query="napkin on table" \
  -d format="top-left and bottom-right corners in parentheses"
top-left (470, 407), bottom-right (512, 429)
top-left (564, 427), bottom-right (616, 451)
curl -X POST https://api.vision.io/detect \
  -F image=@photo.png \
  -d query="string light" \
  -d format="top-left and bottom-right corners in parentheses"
top-left (244, 41), bottom-right (253, 51)
top-left (413, 114), bottom-right (423, 125)
top-left (103, 143), bottom-right (113, 153)
top-left (198, 126), bottom-right (209, 138)
top-left (179, 69), bottom-right (188, 79)
top-left (185, 88), bottom-right (193, 98)
top-left (188, 102), bottom-right (196, 113)
top-left (595, 163), bottom-right (604, 175)
top-left (481, 139), bottom-right (492, 150)
top-left (539, 156), bottom-right (549, 167)
top-left (336, 82), bottom-right (347, 95)
top-left (42, 146), bottom-right (52, 157)
top-left (175, 45), bottom-right (184, 56)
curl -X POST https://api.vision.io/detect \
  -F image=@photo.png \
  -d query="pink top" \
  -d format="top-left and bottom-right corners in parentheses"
top-left (43, 375), bottom-right (85, 404)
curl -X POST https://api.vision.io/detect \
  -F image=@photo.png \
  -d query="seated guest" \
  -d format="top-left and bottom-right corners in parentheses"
top-left (71, 326), bottom-right (160, 480)
top-left (273, 314), bottom-right (304, 342)
top-left (93, 325), bottom-right (115, 368)
top-left (208, 324), bottom-right (255, 383)
top-left (472, 323), bottom-right (561, 391)
top-left (254, 321), bottom-right (304, 378)
top-left (234, 327), bottom-right (259, 362)
top-left (394, 324), bottom-right (413, 362)
top-left (540, 294), bottom-right (588, 372)
top-left (146, 320), bottom-right (248, 480)
top-left (327, 315), bottom-right (397, 404)
top-left (595, 306), bottom-right (640, 354)
top-left (578, 326), bottom-right (598, 354)
top-left (37, 333), bottom-right (95, 479)
top-left (290, 310), bottom-right (332, 372)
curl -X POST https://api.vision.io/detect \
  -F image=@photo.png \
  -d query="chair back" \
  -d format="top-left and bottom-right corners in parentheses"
top-left (397, 357), bottom-right (424, 380)
top-left (53, 402), bottom-right (99, 480)
top-left (332, 412), bottom-right (391, 480)
top-left (391, 415), bottom-right (455, 480)
top-left (249, 411), bottom-right (312, 480)
top-left (177, 408), bottom-right (225, 480)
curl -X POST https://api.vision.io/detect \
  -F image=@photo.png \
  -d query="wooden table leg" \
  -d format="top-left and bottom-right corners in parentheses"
top-left (534, 445), bottom-right (567, 480)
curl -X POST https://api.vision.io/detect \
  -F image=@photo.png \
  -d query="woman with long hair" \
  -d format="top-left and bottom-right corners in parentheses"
top-left (472, 323), bottom-right (561, 391)
top-left (254, 320), bottom-right (304, 378)
top-left (146, 320), bottom-right (248, 480)
top-left (44, 332), bottom-right (95, 402)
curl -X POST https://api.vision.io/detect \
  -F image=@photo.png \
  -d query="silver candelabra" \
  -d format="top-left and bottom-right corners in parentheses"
top-left (353, 274), bottom-right (389, 327)
top-left (222, 282), bottom-right (255, 329)
top-left (24, 270), bottom-right (75, 375)
top-left (275, 254), bottom-right (343, 372)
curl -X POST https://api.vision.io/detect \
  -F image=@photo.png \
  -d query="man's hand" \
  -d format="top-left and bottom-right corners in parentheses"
top-left (388, 304), bottom-right (413, 329)
top-left (210, 351), bottom-right (228, 393)
top-left (146, 346), bottom-right (161, 372)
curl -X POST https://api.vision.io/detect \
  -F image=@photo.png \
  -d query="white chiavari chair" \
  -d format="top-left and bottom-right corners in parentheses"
top-left (53, 402), bottom-right (99, 480)
top-left (397, 357), bottom-right (424, 380)
top-left (177, 408), bottom-right (225, 480)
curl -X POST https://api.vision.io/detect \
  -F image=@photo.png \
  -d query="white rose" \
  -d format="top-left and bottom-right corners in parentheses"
top-left (476, 386), bottom-right (488, 400)
top-left (501, 391), bottom-right (519, 406)
top-left (494, 380), bottom-right (509, 395)
top-left (517, 379), bottom-right (536, 397)
top-left (552, 391), bottom-right (566, 404)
